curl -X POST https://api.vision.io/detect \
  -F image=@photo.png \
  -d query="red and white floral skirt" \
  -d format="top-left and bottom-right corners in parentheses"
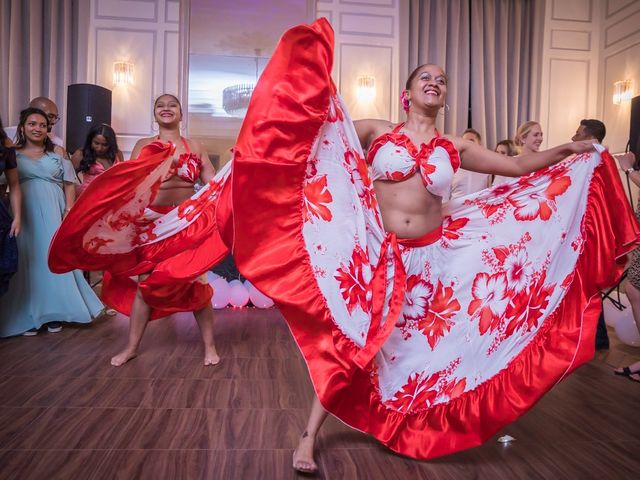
top-left (229, 19), bottom-right (640, 459)
top-left (49, 141), bottom-right (231, 319)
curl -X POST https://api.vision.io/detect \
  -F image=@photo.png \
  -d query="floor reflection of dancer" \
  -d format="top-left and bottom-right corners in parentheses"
top-left (50, 94), bottom-right (228, 367)
top-left (226, 20), bottom-right (638, 473)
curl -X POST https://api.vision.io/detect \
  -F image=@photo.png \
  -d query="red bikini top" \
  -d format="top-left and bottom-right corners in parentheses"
top-left (162, 137), bottom-right (202, 183)
top-left (366, 123), bottom-right (461, 197)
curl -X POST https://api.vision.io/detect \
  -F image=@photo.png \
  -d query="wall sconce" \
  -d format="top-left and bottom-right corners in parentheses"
top-left (613, 79), bottom-right (633, 105)
top-left (113, 61), bottom-right (134, 87)
top-left (357, 75), bottom-right (376, 103)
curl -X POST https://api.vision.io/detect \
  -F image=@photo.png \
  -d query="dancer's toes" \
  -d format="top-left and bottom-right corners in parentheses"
top-left (292, 435), bottom-right (318, 474)
top-left (203, 345), bottom-right (220, 366)
top-left (110, 349), bottom-right (137, 367)
top-left (203, 353), bottom-right (220, 366)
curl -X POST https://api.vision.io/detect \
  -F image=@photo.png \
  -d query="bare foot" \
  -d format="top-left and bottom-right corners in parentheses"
top-left (203, 345), bottom-right (220, 366)
top-left (110, 349), bottom-right (138, 367)
top-left (292, 432), bottom-right (318, 474)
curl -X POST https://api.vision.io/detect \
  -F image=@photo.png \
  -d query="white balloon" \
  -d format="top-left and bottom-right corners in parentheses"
top-left (614, 311), bottom-right (640, 347)
top-left (207, 271), bottom-right (220, 284)
top-left (248, 284), bottom-right (274, 309)
top-left (228, 279), bottom-right (243, 288)
top-left (229, 282), bottom-right (249, 307)
top-left (211, 278), bottom-right (230, 309)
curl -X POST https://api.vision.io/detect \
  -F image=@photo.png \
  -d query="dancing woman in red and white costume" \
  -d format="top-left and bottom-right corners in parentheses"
top-left (49, 94), bottom-right (231, 366)
top-left (229, 19), bottom-right (640, 470)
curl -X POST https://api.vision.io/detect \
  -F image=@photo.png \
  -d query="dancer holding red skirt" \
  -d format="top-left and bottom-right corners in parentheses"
top-left (228, 19), bottom-right (640, 470)
top-left (49, 94), bottom-right (231, 366)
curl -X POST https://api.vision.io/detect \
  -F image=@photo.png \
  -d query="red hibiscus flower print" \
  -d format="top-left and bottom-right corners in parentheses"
top-left (504, 273), bottom-right (555, 336)
top-left (134, 221), bottom-right (159, 244)
top-left (442, 216), bottom-right (469, 241)
top-left (178, 197), bottom-right (203, 223)
top-left (468, 272), bottom-right (509, 335)
top-left (441, 377), bottom-right (467, 400)
top-left (399, 275), bottom-right (433, 326)
top-left (334, 244), bottom-right (370, 314)
top-left (502, 249), bottom-right (533, 293)
top-left (83, 236), bottom-right (112, 254)
top-left (303, 175), bottom-right (333, 223)
top-left (509, 174), bottom-right (571, 221)
top-left (388, 370), bottom-right (441, 412)
top-left (419, 280), bottom-right (460, 349)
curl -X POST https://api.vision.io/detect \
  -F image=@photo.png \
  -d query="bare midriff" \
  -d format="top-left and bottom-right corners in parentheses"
top-left (374, 173), bottom-right (442, 238)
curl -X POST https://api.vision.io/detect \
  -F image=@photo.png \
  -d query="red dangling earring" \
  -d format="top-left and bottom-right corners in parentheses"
top-left (400, 91), bottom-right (410, 112)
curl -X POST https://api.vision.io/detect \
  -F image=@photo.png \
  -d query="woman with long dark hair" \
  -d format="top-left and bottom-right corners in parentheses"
top-left (0, 108), bottom-right (103, 336)
top-left (0, 116), bottom-right (22, 296)
top-left (71, 124), bottom-right (123, 196)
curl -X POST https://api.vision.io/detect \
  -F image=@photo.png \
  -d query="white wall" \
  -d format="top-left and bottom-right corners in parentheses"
top-left (539, 0), bottom-right (640, 153)
top-left (538, 0), bottom-right (602, 149)
top-left (316, 0), bottom-right (401, 122)
top-left (599, 0), bottom-right (640, 153)
top-left (84, 0), bottom-right (180, 158)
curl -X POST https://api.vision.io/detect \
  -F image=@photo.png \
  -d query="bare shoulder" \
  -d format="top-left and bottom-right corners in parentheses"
top-left (134, 136), bottom-right (156, 149)
top-left (184, 137), bottom-right (205, 156)
top-left (130, 136), bottom-right (155, 159)
top-left (355, 118), bottom-right (395, 135)
top-left (70, 148), bottom-right (83, 162)
top-left (53, 145), bottom-right (66, 157)
top-left (442, 135), bottom-right (467, 151)
top-left (354, 118), bottom-right (397, 150)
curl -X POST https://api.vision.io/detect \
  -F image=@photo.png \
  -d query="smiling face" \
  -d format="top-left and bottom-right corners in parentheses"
top-left (521, 123), bottom-right (543, 152)
top-left (21, 113), bottom-right (48, 144)
top-left (406, 64), bottom-right (447, 111)
top-left (154, 94), bottom-right (182, 127)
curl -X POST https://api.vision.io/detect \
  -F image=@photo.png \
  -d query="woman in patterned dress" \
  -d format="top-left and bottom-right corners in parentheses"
top-left (50, 95), bottom-right (231, 366)
top-left (228, 19), bottom-right (638, 471)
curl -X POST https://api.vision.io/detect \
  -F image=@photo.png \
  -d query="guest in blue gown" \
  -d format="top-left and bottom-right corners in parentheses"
top-left (0, 108), bottom-right (103, 337)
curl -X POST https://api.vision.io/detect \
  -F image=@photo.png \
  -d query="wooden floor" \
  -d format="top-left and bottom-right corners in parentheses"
top-left (0, 307), bottom-right (639, 480)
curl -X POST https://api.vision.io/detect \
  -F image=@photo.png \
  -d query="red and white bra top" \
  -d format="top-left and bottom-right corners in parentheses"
top-left (162, 137), bottom-right (202, 183)
top-left (366, 123), bottom-right (461, 197)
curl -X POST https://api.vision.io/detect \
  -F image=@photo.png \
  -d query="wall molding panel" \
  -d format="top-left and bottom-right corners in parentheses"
top-left (96, 0), bottom-right (159, 22)
top-left (550, 29), bottom-right (591, 51)
top-left (600, 0), bottom-right (640, 153)
top-left (87, 0), bottom-right (180, 156)
top-left (318, 1), bottom-right (400, 122)
top-left (339, 13), bottom-right (394, 37)
top-left (606, 0), bottom-right (637, 18)
top-left (604, 4), bottom-right (640, 48)
top-left (551, 0), bottom-right (592, 23)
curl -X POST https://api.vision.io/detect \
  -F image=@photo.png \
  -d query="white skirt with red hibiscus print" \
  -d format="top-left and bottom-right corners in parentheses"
top-left (49, 141), bottom-right (232, 320)
top-left (230, 18), bottom-right (640, 459)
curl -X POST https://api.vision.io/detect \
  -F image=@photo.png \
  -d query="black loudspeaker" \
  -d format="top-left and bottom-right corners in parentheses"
top-left (630, 95), bottom-right (640, 161)
top-left (65, 84), bottom-right (112, 154)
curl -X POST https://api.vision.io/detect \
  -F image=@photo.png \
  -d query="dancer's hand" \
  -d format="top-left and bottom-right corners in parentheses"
top-left (616, 151), bottom-right (636, 171)
top-left (568, 139), bottom-right (597, 154)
